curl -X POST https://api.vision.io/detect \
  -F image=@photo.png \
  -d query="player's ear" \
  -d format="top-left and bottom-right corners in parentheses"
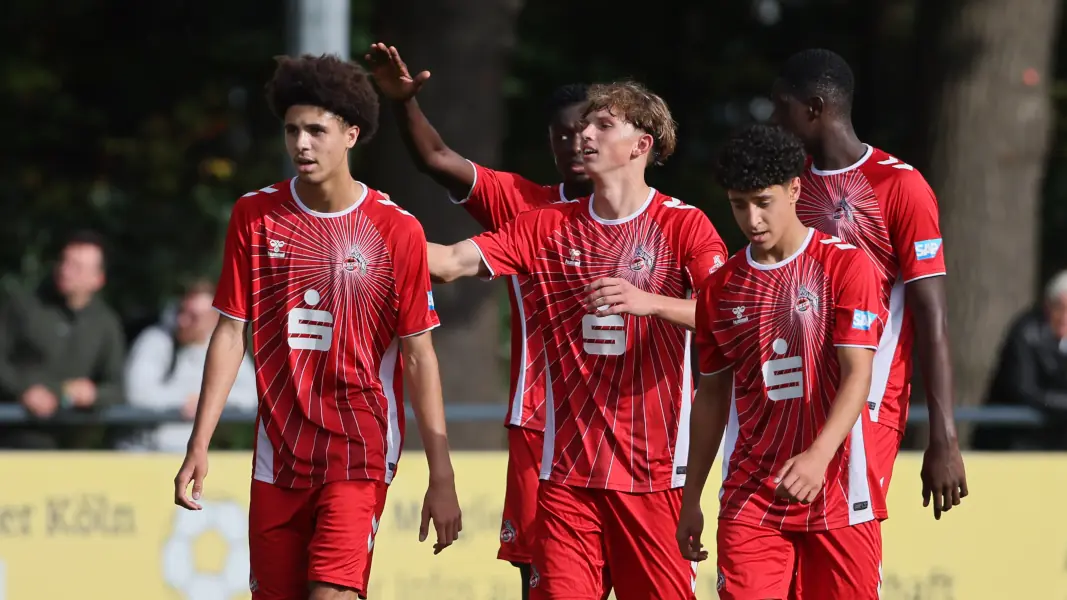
top-left (788, 177), bottom-right (801, 203)
top-left (809, 96), bottom-right (824, 119)
top-left (346, 124), bottom-right (360, 149)
top-left (632, 131), bottom-right (654, 161)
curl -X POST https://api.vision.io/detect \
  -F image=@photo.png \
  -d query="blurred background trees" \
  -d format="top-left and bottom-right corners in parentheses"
top-left (2, 0), bottom-right (1064, 448)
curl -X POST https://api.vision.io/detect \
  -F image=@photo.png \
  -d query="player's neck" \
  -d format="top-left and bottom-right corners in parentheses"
top-left (294, 171), bottom-right (362, 214)
top-left (809, 122), bottom-right (866, 172)
top-left (589, 168), bottom-right (651, 221)
top-left (754, 222), bottom-right (810, 265)
top-left (562, 180), bottom-right (594, 201)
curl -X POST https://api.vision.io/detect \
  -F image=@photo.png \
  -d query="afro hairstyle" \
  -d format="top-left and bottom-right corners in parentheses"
top-left (713, 123), bottom-right (807, 192)
top-left (265, 53), bottom-right (380, 143)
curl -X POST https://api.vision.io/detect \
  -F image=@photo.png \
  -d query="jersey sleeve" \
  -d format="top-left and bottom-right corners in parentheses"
top-left (451, 160), bottom-right (555, 231)
top-left (831, 251), bottom-right (885, 350)
top-left (886, 171), bottom-right (947, 283)
top-left (394, 220), bottom-right (442, 338)
top-left (695, 273), bottom-right (732, 376)
top-left (467, 208), bottom-right (544, 278)
top-left (679, 210), bottom-right (729, 292)
top-left (213, 199), bottom-right (253, 322)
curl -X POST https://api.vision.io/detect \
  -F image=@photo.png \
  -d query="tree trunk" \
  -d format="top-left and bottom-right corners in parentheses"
top-left (916, 0), bottom-right (1059, 445)
top-left (365, 0), bottom-right (525, 449)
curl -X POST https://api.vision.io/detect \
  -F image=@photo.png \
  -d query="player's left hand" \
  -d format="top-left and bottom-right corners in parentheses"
top-left (174, 448), bottom-right (208, 511)
top-left (420, 478), bottom-right (462, 555)
top-left (774, 450), bottom-right (829, 504)
top-left (921, 439), bottom-right (968, 520)
top-left (584, 278), bottom-right (656, 317)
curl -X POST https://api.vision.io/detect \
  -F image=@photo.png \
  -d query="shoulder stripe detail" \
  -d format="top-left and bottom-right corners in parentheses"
top-left (818, 236), bottom-right (857, 250)
top-left (242, 185), bottom-right (279, 197)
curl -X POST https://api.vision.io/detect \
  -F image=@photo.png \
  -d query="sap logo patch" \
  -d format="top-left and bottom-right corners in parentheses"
top-left (914, 238), bottom-right (943, 261)
top-left (852, 309), bottom-right (877, 331)
top-left (427, 291), bottom-right (436, 311)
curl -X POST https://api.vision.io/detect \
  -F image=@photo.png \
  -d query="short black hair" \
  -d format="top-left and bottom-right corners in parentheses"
top-left (265, 53), bottom-right (379, 143)
top-left (545, 83), bottom-right (590, 119)
top-left (63, 229), bottom-right (108, 270)
top-left (778, 49), bottom-right (854, 112)
top-left (713, 124), bottom-right (807, 192)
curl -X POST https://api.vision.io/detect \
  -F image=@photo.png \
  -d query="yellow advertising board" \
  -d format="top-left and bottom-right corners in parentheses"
top-left (0, 451), bottom-right (1064, 599)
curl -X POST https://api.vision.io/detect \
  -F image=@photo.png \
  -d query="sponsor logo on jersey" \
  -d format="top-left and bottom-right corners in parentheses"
top-left (268, 239), bottom-right (286, 259)
top-left (914, 238), bottom-right (943, 261)
top-left (852, 309), bottom-right (878, 331)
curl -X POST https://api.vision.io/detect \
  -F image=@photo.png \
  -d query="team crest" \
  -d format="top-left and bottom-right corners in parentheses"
top-left (250, 575), bottom-right (259, 593)
top-left (529, 565), bottom-right (541, 588)
top-left (794, 285), bottom-right (819, 313)
top-left (500, 519), bottom-right (516, 543)
top-left (832, 197), bottom-right (854, 223)
top-left (717, 568), bottom-right (725, 591)
top-left (629, 245), bottom-right (655, 273)
top-left (343, 246), bottom-right (369, 274)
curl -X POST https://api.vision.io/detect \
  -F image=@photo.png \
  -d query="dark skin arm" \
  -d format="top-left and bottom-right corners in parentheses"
top-left (365, 43), bottom-right (474, 200)
top-left (906, 276), bottom-right (968, 519)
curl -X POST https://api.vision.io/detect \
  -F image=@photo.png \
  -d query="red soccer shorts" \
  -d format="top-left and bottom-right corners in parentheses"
top-left (498, 426), bottom-right (544, 565)
top-left (248, 478), bottom-right (388, 599)
top-left (529, 481), bottom-right (696, 600)
top-left (715, 519), bottom-right (882, 600)
top-left (870, 422), bottom-right (905, 495)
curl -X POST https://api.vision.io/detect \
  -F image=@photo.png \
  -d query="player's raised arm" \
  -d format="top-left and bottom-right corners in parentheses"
top-left (429, 210), bottom-right (540, 283)
top-left (365, 43), bottom-right (473, 201)
top-left (427, 241), bottom-right (491, 282)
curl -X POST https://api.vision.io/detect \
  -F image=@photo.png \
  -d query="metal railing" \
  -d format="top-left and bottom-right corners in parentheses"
top-left (0, 403), bottom-right (1045, 426)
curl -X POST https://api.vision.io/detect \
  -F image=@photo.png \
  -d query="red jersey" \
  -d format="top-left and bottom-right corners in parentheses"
top-left (696, 229), bottom-right (886, 531)
top-left (451, 161), bottom-right (576, 431)
top-left (213, 179), bottom-right (440, 488)
top-left (797, 146), bottom-right (946, 432)
top-left (470, 189), bottom-right (728, 493)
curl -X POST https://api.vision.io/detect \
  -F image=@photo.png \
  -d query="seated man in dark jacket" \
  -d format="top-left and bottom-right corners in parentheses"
top-left (977, 270), bottom-right (1067, 450)
top-left (0, 231), bottom-right (126, 449)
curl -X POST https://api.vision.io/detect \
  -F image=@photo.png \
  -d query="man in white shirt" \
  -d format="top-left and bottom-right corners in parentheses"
top-left (121, 280), bottom-right (256, 452)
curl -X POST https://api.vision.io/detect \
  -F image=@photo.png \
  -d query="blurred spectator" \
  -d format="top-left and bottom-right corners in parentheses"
top-left (0, 231), bottom-right (125, 449)
top-left (976, 270), bottom-right (1067, 450)
top-left (119, 279), bottom-right (256, 452)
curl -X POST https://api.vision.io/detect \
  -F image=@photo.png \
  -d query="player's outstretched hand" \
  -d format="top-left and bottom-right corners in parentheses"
top-left (921, 441), bottom-right (968, 520)
top-left (420, 478), bottom-right (462, 555)
top-left (174, 449), bottom-right (208, 511)
top-left (364, 43), bottom-right (430, 102)
top-left (584, 278), bottom-right (655, 317)
top-left (676, 500), bottom-right (709, 562)
top-left (774, 450), bottom-right (828, 504)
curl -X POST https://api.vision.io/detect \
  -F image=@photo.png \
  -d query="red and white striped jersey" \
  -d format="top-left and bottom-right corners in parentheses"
top-left (213, 178), bottom-right (439, 488)
top-left (696, 229), bottom-right (887, 531)
top-left (450, 161), bottom-right (577, 431)
top-left (798, 146), bottom-right (947, 432)
top-left (471, 190), bottom-right (728, 493)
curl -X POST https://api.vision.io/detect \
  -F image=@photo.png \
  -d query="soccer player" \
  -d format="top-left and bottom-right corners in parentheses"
top-left (364, 43), bottom-right (591, 597)
top-left (771, 48), bottom-right (968, 518)
top-left (172, 54), bottom-right (462, 600)
top-left (431, 81), bottom-right (728, 599)
top-left (679, 123), bottom-right (885, 599)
